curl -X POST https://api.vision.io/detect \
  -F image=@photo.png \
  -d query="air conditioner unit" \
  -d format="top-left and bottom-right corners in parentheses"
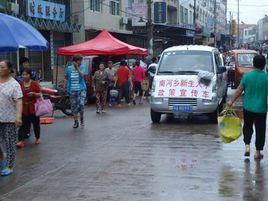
top-left (7, 3), bottom-right (19, 14)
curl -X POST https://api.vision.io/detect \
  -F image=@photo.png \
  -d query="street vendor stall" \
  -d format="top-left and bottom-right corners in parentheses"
top-left (56, 30), bottom-right (148, 97)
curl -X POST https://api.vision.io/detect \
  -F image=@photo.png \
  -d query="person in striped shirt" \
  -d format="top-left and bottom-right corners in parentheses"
top-left (66, 55), bottom-right (87, 128)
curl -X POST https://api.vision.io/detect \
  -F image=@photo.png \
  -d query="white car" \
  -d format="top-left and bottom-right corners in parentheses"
top-left (150, 45), bottom-right (228, 123)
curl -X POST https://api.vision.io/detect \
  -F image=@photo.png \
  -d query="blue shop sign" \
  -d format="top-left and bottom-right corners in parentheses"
top-left (154, 2), bottom-right (166, 24)
top-left (27, 0), bottom-right (65, 22)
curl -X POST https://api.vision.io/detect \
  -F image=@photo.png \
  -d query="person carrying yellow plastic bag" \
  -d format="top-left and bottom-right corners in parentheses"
top-left (227, 55), bottom-right (267, 160)
top-left (218, 108), bottom-right (242, 143)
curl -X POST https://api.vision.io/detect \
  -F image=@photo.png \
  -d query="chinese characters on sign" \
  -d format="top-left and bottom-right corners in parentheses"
top-left (154, 76), bottom-right (213, 100)
top-left (27, 0), bottom-right (65, 22)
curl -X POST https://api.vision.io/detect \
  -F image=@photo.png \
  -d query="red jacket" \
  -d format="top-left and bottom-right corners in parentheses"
top-left (20, 80), bottom-right (41, 115)
top-left (115, 66), bottom-right (130, 86)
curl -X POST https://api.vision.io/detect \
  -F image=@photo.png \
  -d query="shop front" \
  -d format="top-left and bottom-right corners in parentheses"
top-left (132, 24), bottom-right (195, 56)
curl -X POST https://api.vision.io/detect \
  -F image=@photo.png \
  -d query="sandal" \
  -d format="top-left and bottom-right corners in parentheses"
top-left (244, 145), bottom-right (250, 157)
top-left (16, 141), bottom-right (25, 148)
top-left (1, 168), bottom-right (13, 176)
top-left (35, 139), bottom-right (41, 145)
top-left (244, 151), bottom-right (250, 157)
top-left (254, 154), bottom-right (264, 160)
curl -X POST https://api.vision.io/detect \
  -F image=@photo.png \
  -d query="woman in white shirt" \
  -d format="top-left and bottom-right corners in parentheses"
top-left (0, 60), bottom-right (23, 176)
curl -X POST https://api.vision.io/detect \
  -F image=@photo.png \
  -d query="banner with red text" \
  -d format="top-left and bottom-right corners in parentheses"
top-left (153, 76), bottom-right (213, 100)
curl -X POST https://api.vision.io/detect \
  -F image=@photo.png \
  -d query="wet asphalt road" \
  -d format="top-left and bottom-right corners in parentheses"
top-left (0, 98), bottom-right (268, 201)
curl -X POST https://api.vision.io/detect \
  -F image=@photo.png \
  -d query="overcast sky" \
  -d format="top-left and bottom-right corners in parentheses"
top-left (227, 0), bottom-right (268, 24)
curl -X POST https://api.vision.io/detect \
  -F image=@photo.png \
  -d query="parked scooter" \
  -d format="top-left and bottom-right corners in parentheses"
top-left (41, 87), bottom-right (72, 116)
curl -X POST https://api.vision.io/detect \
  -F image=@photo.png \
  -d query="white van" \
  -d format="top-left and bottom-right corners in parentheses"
top-left (150, 45), bottom-right (228, 123)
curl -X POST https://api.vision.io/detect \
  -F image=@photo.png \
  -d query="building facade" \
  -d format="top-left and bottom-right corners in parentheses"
top-left (0, 0), bottom-right (229, 81)
top-left (242, 25), bottom-right (257, 44)
top-left (72, 0), bottom-right (134, 44)
top-left (0, 0), bottom-right (80, 81)
top-left (178, 0), bottom-right (227, 47)
top-left (257, 16), bottom-right (268, 42)
top-left (131, 0), bottom-right (195, 55)
top-left (73, 0), bottom-right (195, 56)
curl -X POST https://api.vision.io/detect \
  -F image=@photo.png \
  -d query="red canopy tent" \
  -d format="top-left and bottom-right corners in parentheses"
top-left (57, 29), bottom-right (147, 56)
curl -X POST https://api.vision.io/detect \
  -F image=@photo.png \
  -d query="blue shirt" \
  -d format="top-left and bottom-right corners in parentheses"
top-left (66, 65), bottom-right (87, 93)
top-left (70, 70), bottom-right (80, 91)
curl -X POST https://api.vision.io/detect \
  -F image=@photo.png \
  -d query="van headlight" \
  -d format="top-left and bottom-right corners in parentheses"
top-left (203, 93), bottom-right (217, 103)
top-left (152, 97), bottom-right (164, 103)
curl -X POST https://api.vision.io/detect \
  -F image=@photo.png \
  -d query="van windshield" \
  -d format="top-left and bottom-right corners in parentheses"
top-left (237, 53), bottom-right (256, 67)
top-left (158, 51), bottom-right (214, 75)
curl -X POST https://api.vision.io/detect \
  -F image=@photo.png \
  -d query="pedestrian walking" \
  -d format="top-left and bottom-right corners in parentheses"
top-left (0, 60), bottom-right (22, 176)
top-left (16, 57), bottom-right (38, 138)
top-left (228, 55), bottom-right (268, 160)
top-left (93, 62), bottom-right (109, 114)
top-left (132, 60), bottom-right (145, 105)
top-left (16, 68), bottom-right (41, 148)
top-left (115, 60), bottom-right (132, 107)
top-left (147, 57), bottom-right (158, 89)
top-left (105, 61), bottom-right (115, 106)
top-left (66, 55), bottom-right (87, 128)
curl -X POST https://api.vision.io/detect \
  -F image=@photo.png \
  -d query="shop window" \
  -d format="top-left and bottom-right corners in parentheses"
top-left (189, 11), bottom-right (193, 25)
top-left (110, 0), bottom-right (120, 16)
top-left (184, 8), bottom-right (188, 24)
top-left (90, 0), bottom-right (101, 12)
top-left (180, 5), bottom-right (184, 24)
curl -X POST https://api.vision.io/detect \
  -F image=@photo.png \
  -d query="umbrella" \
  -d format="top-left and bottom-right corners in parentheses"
top-left (0, 13), bottom-right (48, 52)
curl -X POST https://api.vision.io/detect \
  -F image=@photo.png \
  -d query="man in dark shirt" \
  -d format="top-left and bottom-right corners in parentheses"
top-left (16, 57), bottom-right (38, 81)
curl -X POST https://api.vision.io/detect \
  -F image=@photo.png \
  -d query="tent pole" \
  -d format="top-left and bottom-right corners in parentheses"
top-left (16, 49), bottom-right (19, 73)
top-left (56, 54), bottom-right (59, 88)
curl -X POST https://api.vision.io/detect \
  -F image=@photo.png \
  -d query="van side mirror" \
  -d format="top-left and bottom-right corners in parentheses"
top-left (217, 66), bottom-right (227, 74)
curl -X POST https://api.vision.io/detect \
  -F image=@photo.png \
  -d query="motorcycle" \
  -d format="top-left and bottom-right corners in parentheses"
top-left (41, 87), bottom-right (73, 116)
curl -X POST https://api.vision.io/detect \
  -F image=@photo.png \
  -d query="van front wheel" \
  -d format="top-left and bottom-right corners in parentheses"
top-left (151, 109), bottom-right (161, 123)
top-left (209, 108), bottom-right (219, 124)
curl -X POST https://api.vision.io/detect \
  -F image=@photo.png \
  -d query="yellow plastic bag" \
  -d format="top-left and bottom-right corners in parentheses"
top-left (141, 79), bottom-right (149, 91)
top-left (218, 108), bottom-right (242, 143)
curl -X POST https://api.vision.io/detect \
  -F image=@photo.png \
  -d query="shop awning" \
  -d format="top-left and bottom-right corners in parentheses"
top-left (57, 29), bottom-right (148, 56)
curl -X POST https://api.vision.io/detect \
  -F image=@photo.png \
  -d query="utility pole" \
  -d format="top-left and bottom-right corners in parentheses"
top-left (237, 0), bottom-right (240, 47)
top-left (193, 0), bottom-right (197, 44)
top-left (214, 0), bottom-right (217, 47)
top-left (147, 0), bottom-right (153, 56)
